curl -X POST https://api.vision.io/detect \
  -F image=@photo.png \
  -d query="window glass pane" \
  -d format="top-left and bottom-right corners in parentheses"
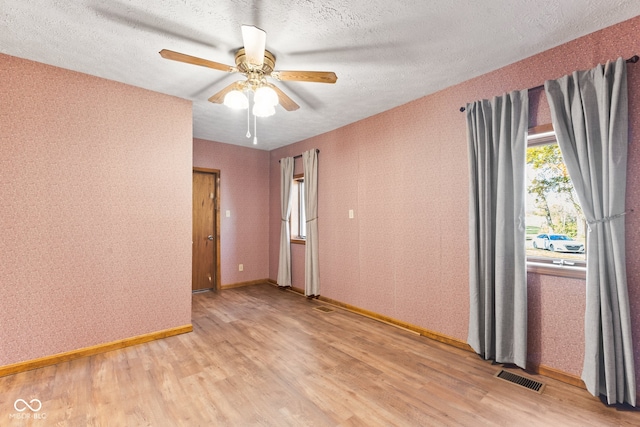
top-left (526, 140), bottom-right (586, 265)
top-left (299, 180), bottom-right (306, 238)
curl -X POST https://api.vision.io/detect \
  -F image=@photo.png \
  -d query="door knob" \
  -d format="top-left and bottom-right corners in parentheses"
top-left (207, 235), bottom-right (214, 241)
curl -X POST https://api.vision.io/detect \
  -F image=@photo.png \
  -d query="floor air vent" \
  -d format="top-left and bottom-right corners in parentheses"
top-left (495, 370), bottom-right (545, 393)
top-left (313, 306), bottom-right (334, 313)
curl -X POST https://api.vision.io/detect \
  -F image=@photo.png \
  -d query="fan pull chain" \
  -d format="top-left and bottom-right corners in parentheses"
top-left (253, 113), bottom-right (258, 145)
top-left (246, 100), bottom-right (251, 138)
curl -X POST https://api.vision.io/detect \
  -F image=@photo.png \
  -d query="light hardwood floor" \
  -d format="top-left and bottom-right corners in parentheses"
top-left (1, 283), bottom-right (639, 426)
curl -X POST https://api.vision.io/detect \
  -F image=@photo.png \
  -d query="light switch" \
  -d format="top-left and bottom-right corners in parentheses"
top-left (226, 210), bottom-right (231, 217)
top-left (349, 209), bottom-right (354, 219)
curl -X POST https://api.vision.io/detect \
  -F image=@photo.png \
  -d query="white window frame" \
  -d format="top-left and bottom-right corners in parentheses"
top-left (526, 124), bottom-right (586, 279)
top-left (290, 174), bottom-right (306, 244)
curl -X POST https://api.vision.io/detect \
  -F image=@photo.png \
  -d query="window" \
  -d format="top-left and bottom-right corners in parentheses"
top-left (526, 125), bottom-right (586, 278)
top-left (290, 175), bottom-right (306, 244)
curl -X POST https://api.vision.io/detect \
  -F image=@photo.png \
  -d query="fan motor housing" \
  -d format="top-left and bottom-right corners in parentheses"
top-left (234, 48), bottom-right (276, 74)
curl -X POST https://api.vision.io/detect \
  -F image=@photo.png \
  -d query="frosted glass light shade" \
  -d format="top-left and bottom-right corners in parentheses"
top-left (254, 86), bottom-right (279, 107)
top-left (252, 103), bottom-right (275, 117)
top-left (223, 90), bottom-right (248, 109)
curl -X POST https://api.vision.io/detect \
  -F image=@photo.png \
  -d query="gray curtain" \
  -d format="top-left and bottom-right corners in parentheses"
top-left (466, 90), bottom-right (529, 369)
top-left (545, 57), bottom-right (636, 406)
top-left (302, 149), bottom-right (320, 296)
top-left (277, 157), bottom-right (294, 288)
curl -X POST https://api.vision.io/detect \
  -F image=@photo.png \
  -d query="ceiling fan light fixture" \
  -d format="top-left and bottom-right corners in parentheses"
top-left (252, 103), bottom-right (276, 118)
top-left (223, 90), bottom-right (248, 109)
top-left (254, 85), bottom-right (279, 107)
top-left (160, 24), bottom-right (336, 144)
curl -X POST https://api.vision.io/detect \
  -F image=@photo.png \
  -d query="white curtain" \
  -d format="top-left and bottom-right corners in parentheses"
top-left (303, 149), bottom-right (320, 296)
top-left (466, 90), bottom-right (529, 369)
top-left (277, 157), bottom-right (294, 288)
top-left (545, 57), bottom-right (636, 406)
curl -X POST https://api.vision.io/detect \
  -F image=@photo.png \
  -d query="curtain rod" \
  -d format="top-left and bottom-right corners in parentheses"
top-left (278, 149), bottom-right (320, 163)
top-left (459, 54), bottom-right (639, 112)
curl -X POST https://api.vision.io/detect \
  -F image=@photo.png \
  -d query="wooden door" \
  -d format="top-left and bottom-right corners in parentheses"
top-left (192, 169), bottom-right (219, 292)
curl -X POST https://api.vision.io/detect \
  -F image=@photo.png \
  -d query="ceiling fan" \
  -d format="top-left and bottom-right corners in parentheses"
top-left (159, 25), bottom-right (338, 115)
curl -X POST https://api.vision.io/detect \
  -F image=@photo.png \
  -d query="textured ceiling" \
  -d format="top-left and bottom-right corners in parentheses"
top-left (2, 1), bottom-right (639, 150)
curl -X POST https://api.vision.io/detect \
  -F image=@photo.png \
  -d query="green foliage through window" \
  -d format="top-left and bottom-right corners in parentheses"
top-left (526, 144), bottom-right (583, 238)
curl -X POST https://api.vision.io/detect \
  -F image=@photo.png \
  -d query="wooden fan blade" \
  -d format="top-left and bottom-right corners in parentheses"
top-left (159, 49), bottom-right (236, 73)
top-left (208, 81), bottom-right (245, 104)
top-left (241, 25), bottom-right (266, 67)
top-left (267, 84), bottom-right (299, 111)
top-left (271, 70), bottom-right (337, 84)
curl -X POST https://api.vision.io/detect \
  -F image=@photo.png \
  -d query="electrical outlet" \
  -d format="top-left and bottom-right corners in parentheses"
top-left (239, 264), bottom-right (243, 272)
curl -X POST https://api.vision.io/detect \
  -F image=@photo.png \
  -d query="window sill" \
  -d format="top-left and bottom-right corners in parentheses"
top-left (291, 238), bottom-right (306, 245)
top-left (527, 261), bottom-right (586, 280)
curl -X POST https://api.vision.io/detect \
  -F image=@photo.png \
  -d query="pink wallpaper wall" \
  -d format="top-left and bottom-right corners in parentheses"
top-left (193, 138), bottom-right (270, 286)
top-left (268, 15), bottom-right (640, 390)
top-left (0, 54), bottom-right (193, 366)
